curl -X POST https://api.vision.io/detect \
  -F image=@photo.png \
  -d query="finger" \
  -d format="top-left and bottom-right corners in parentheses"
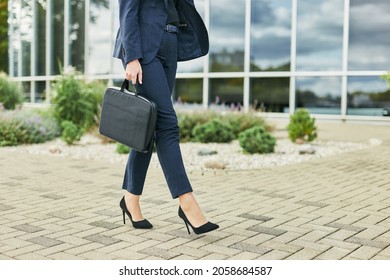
top-left (138, 71), bottom-right (143, 84)
top-left (131, 74), bottom-right (137, 85)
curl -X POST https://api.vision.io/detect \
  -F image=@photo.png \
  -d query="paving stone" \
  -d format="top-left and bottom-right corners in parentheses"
top-left (346, 246), bottom-right (383, 260)
top-left (0, 203), bottom-right (15, 211)
top-left (238, 213), bottom-right (273, 222)
top-left (230, 242), bottom-right (271, 255)
top-left (325, 222), bottom-right (366, 232)
top-left (247, 225), bottom-right (287, 237)
top-left (26, 237), bottom-right (64, 247)
top-left (345, 236), bottom-right (388, 249)
top-left (12, 224), bottom-right (45, 233)
top-left (139, 247), bottom-right (181, 260)
top-left (88, 221), bottom-right (122, 230)
top-left (315, 247), bottom-right (355, 260)
top-left (83, 234), bottom-right (121, 246)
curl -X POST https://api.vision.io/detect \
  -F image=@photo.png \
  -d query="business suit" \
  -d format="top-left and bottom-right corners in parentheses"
top-left (113, 0), bottom-right (209, 66)
top-left (114, 0), bottom-right (208, 199)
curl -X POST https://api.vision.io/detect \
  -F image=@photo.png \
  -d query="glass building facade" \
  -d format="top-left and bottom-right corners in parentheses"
top-left (7, 0), bottom-right (390, 120)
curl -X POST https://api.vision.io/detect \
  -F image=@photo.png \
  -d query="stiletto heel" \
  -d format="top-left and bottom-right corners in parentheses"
top-left (120, 197), bottom-right (153, 229)
top-left (184, 220), bottom-right (191, 234)
top-left (178, 206), bottom-right (219, 235)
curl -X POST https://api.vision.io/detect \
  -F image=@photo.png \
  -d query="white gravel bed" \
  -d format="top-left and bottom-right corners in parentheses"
top-left (1, 134), bottom-right (373, 171)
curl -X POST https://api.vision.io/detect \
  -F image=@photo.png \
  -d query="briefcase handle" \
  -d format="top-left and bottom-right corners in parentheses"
top-left (121, 79), bottom-right (138, 96)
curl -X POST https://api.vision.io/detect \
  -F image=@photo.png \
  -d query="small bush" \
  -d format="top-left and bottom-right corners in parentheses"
top-left (116, 143), bottom-right (131, 154)
top-left (0, 72), bottom-right (23, 110)
top-left (177, 111), bottom-right (216, 142)
top-left (239, 126), bottom-right (276, 154)
top-left (287, 109), bottom-right (317, 143)
top-left (83, 80), bottom-right (107, 127)
top-left (0, 111), bottom-right (60, 146)
top-left (61, 120), bottom-right (83, 145)
top-left (52, 74), bottom-right (95, 131)
top-left (192, 119), bottom-right (234, 143)
top-left (222, 113), bottom-right (272, 137)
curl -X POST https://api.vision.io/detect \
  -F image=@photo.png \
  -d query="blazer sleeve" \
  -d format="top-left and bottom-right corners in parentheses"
top-left (119, 0), bottom-right (143, 65)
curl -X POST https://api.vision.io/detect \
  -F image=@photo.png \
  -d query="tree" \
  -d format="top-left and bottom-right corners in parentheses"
top-left (0, 0), bottom-right (8, 73)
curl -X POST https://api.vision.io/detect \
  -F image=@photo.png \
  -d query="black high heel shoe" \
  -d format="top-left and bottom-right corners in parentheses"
top-left (120, 197), bottom-right (153, 229)
top-left (178, 206), bottom-right (219, 235)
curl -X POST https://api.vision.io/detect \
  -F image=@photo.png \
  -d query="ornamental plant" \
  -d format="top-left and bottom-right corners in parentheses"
top-left (238, 126), bottom-right (276, 154)
top-left (52, 73), bottom-right (95, 132)
top-left (0, 72), bottom-right (23, 110)
top-left (287, 108), bottom-right (317, 143)
top-left (192, 118), bottom-right (234, 143)
top-left (60, 120), bottom-right (83, 145)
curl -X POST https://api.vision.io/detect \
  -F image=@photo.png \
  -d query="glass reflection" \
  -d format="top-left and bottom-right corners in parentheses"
top-left (347, 76), bottom-right (390, 116)
top-left (21, 0), bottom-right (33, 76)
top-left (177, 0), bottom-right (205, 73)
top-left (209, 0), bottom-right (245, 72)
top-left (51, 0), bottom-right (64, 75)
top-left (250, 0), bottom-right (291, 72)
top-left (209, 78), bottom-right (244, 111)
top-left (9, 0), bottom-right (21, 77)
top-left (173, 79), bottom-right (203, 106)
top-left (296, 0), bottom-right (344, 71)
top-left (296, 77), bottom-right (341, 114)
top-left (35, 0), bottom-right (46, 76)
top-left (250, 78), bottom-right (289, 112)
top-left (88, 0), bottom-right (110, 75)
top-left (349, 0), bottom-right (390, 70)
top-left (70, 0), bottom-right (86, 72)
top-left (35, 81), bottom-right (46, 103)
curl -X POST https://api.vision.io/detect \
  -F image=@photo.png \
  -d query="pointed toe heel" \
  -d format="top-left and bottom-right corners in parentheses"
top-left (120, 197), bottom-right (153, 229)
top-left (178, 206), bottom-right (219, 235)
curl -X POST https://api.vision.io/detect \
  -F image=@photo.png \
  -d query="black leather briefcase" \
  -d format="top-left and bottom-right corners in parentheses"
top-left (99, 80), bottom-right (157, 153)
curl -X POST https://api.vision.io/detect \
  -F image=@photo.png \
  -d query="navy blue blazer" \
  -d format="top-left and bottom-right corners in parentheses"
top-left (113, 0), bottom-right (209, 66)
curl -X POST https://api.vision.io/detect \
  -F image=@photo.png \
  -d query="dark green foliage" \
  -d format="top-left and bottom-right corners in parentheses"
top-left (238, 126), bottom-right (276, 154)
top-left (116, 143), bottom-right (131, 154)
top-left (0, 73), bottom-right (23, 109)
top-left (52, 74), bottom-right (95, 131)
top-left (0, 111), bottom-right (60, 146)
top-left (192, 119), bottom-right (234, 143)
top-left (177, 111), bottom-right (217, 142)
top-left (83, 80), bottom-right (107, 126)
top-left (60, 120), bottom-right (83, 145)
top-left (0, 0), bottom-right (8, 73)
top-left (222, 113), bottom-right (272, 138)
top-left (287, 109), bottom-right (317, 143)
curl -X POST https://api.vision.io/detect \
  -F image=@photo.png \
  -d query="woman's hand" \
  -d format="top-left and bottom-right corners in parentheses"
top-left (126, 59), bottom-right (143, 85)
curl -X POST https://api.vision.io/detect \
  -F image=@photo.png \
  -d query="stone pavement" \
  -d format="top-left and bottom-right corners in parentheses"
top-left (1, 121), bottom-right (390, 260)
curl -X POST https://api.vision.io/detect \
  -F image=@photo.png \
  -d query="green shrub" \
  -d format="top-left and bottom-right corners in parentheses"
top-left (116, 143), bottom-right (131, 154)
top-left (0, 72), bottom-right (23, 110)
top-left (239, 126), bottom-right (276, 154)
top-left (287, 108), bottom-right (317, 143)
top-left (52, 74), bottom-right (95, 131)
top-left (61, 120), bottom-right (83, 145)
top-left (177, 111), bottom-right (216, 142)
top-left (221, 113), bottom-right (272, 137)
top-left (0, 111), bottom-right (60, 146)
top-left (83, 80), bottom-right (107, 126)
top-left (192, 118), bottom-right (234, 143)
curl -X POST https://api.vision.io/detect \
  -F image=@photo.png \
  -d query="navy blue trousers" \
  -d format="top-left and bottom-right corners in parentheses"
top-left (122, 31), bottom-right (193, 198)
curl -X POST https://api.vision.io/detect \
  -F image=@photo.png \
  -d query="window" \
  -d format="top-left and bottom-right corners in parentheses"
top-left (349, 0), bottom-right (390, 70)
top-left (209, 0), bottom-right (245, 72)
top-left (296, 77), bottom-right (342, 114)
top-left (250, 0), bottom-right (291, 72)
top-left (296, 0), bottom-right (344, 71)
top-left (250, 78), bottom-right (290, 112)
top-left (347, 76), bottom-right (390, 116)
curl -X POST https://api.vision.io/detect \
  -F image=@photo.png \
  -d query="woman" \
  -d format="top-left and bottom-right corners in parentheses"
top-left (113, 0), bottom-right (219, 234)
